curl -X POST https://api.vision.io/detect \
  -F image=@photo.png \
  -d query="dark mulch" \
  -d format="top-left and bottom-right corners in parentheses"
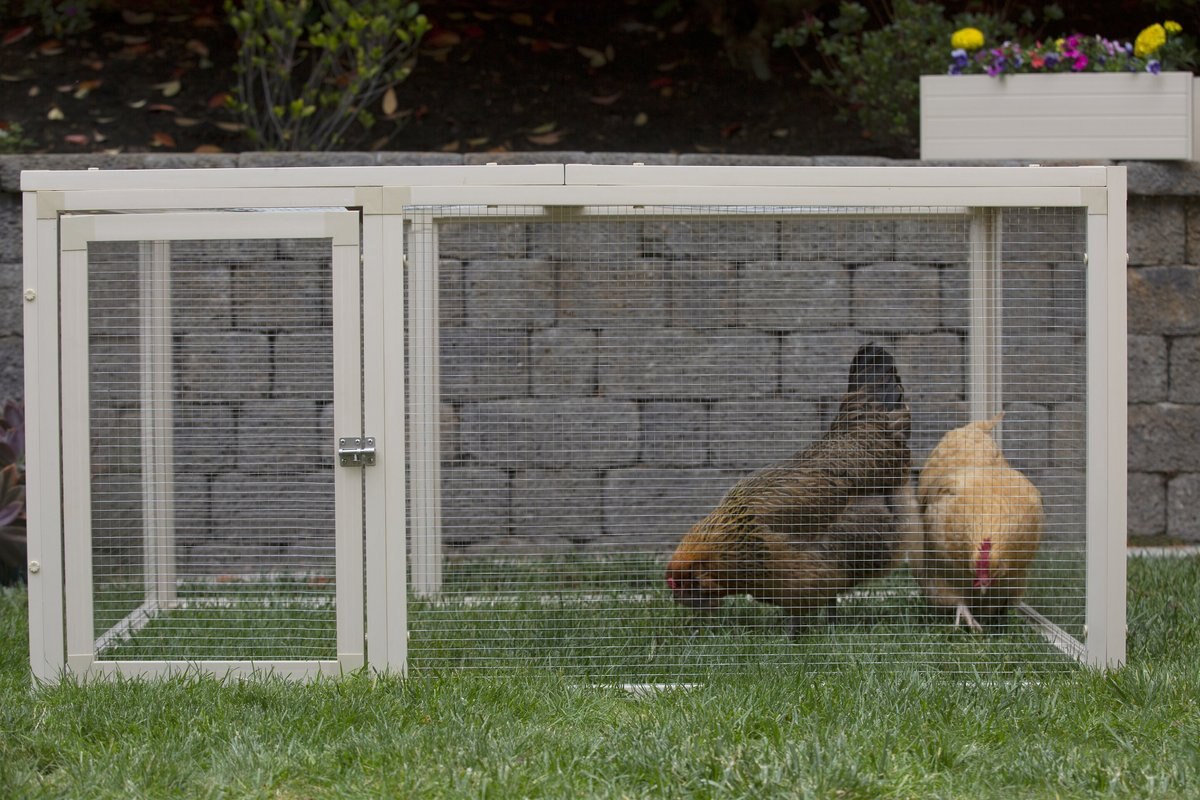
top-left (0, 1), bottom-right (907, 158)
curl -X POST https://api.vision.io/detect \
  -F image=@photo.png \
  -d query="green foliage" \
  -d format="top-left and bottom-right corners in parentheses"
top-left (21, 0), bottom-right (95, 36)
top-left (773, 0), bottom-right (1016, 152)
top-left (0, 401), bottom-right (24, 586)
top-left (225, 0), bottom-right (430, 151)
top-left (0, 122), bottom-right (35, 154)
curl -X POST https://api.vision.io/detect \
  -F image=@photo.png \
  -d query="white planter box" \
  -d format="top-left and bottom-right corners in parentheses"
top-left (921, 72), bottom-right (1199, 160)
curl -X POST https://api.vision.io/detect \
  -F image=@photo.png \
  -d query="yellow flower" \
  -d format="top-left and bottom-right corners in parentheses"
top-left (1135, 23), bottom-right (1167, 57)
top-left (1165, 20), bottom-right (1182, 35)
top-left (951, 27), bottom-right (984, 51)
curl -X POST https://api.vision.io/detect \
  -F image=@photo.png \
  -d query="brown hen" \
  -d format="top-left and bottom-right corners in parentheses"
top-left (664, 344), bottom-right (912, 632)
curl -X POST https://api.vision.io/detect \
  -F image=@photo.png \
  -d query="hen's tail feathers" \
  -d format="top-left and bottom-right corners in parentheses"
top-left (849, 343), bottom-right (905, 411)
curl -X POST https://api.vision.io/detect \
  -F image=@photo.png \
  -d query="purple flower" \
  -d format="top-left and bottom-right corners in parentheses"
top-left (1043, 53), bottom-right (1060, 68)
top-left (1072, 54), bottom-right (1089, 71)
top-left (1148, 59), bottom-right (1162, 74)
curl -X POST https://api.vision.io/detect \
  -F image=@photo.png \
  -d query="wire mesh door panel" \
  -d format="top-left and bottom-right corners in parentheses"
top-left (405, 205), bottom-right (1088, 681)
top-left (59, 211), bottom-right (364, 678)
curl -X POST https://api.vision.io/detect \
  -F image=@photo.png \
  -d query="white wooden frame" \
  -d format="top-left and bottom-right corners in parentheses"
top-left (55, 210), bottom-right (365, 680)
top-left (21, 165), bottom-right (1126, 677)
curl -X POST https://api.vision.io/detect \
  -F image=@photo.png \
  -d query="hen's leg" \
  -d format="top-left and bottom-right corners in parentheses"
top-left (954, 603), bottom-right (983, 633)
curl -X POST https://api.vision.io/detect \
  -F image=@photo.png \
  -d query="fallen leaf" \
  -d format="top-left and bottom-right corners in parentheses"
top-left (156, 80), bottom-right (182, 98)
top-left (194, 144), bottom-right (223, 153)
top-left (578, 46), bottom-right (606, 68)
top-left (84, 59), bottom-right (104, 71)
top-left (0, 73), bottom-right (21, 82)
top-left (146, 103), bottom-right (178, 112)
top-left (192, 14), bottom-right (220, 28)
top-left (529, 121), bottom-right (557, 135)
top-left (467, 136), bottom-right (490, 146)
top-left (439, 140), bottom-right (460, 152)
top-left (463, 24), bottom-right (485, 39)
top-left (382, 87), bottom-right (398, 115)
top-left (150, 131), bottom-right (176, 148)
top-left (649, 76), bottom-right (674, 90)
top-left (38, 40), bottom-right (64, 56)
top-left (73, 79), bottom-right (101, 99)
top-left (424, 29), bottom-right (461, 48)
top-left (772, 128), bottom-right (790, 138)
top-left (185, 39), bottom-right (209, 58)
top-left (92, 130), bottom-right (106, 142)
top-left (527, 130), bottom-right (565, 145)
top-left (369, 135), bottom-right (391, 151)
top-left (589, 92), bottom-right (623, 106)
top-left (2, 25), bottom-right (33, 47)
top-left (127, 99), bottom-right (147, 109)
top-left (207, 91), bottom-right (230, 109)
top-left (55, 83), bottom-right (75, 93)
top-left (97, 116), bottom-right (116, 123)
top-left (510, 12), bottom-right (534, 26)
top-left (63, 133), bottom-right (89, 145)
top-left (173, 117), bottom-right (201, 127)
top-left (47, 105), bottom-right (64, 120)
top-left (720, 122), bottom-right (743, 139)
top-left (214, 120), bottom-right (247, 132)
top-left (122, 9), bottom-right (154, 24)
top-left (658, 61), bottom-right (680, 71)
top-left (120, 34), bottom-right (149, 44)
top-left (634, 112), bottom-right (648, 127)
top-left (473, 11), bottom-right (496, 21)
top-left (119, 43), bottom-right (153, 57)
top-left (605, 44), bottom-right (615, 62)
top-left (27, 86), bottom-right (40, 97)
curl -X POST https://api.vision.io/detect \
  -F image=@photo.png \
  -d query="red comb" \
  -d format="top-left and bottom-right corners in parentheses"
top-left (973, 540), bottom-right (993, 589)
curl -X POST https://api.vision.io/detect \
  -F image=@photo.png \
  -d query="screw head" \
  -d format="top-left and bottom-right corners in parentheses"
top-left (24, 289), bottom-right (36, 302)
top-left (28, 560), bottom-right (40, 574)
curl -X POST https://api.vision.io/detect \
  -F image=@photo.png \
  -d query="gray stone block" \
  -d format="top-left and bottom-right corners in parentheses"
top-left (179, 331), bottom-right (271, 401)
top-left (1128, 266), bottom-right (1200, 335)
top-left (211, 472), bottom-right (334, 548)
top-left (530, 327), bottom-right (595, 397)
top-left (603, 467), bottom-right (742, 549)
top-left (1053, 261), bottom-right (1087, 335)
top-left (1002, 333), bottom-right (1085, 403)
top-left (639, 402), bottom-right (708, 466)
top-left (440, 402), bottom-right (459, 463)
top-left (140, 153), bottom-right (238, 171)
top-left (557, 259), bottom-right (668, 326)
top-left (0, 262), bottom-right (20, 337)
top-left (1169, 336), bottom-right (1200, 403)
top-left (441, 467), bottom-right (510, 547)
top-left (462, 151), bottom-right (587, 165)
top-left (1186, 200), bottom-right (1200, 265)
top-left (940, 262), bottom-right (969, 331)
top-left (739, 261), bottom-right (850, 331)
top-left (896, 333), bottom-right (966, 402)
top-left (599, 328), bottom-right (777, 399)
top-left (88, 336), bottom-right (140, 405)
top-left (1002, 207), bottom-right (1086, 263)
top-left (1167, 474), bottom-right (1200, 541)
top-left (1128, 335), bottom-right (1167, 403)
top-left (670, 260), bottom-right (738, 329)
top-left (894, 217), bottom-right (969, 264)
top-left (232, 256), bottom-right (331, 332)
top-left (168, 259), bottom-right (231, 334)
top-left (90, 470), bottom-right (145, 570)
top-left (87, 241), bottom-right (141, 337)
top-left (174, 403), bottom-right (236, 473)
top-left (90, 401), bottom-right (140, 476)
top-left (464, 259), bottom-right (555, 328)
top-left (580, 152), bottom-right (679, 165)
top-left (781, 329), bottom-right (871, 399)
top-left (1050, 402), bottom-right (1086, 470)
top-left (374, 152), bottom-right (465, 166)
top-left (646, 218), bottom-right (777, 261)
top-left (998, 402), bottom-right (1050, 477)
top-left (1128, 403), bottom-right (1200, 471)
top-left (174, 475), bottom-right (212, 550)
top-left (780, 218), bottom-right (894, 263)
top-left (1035, 468), bottom-right (1086, 545)
top-left (438, 222), bottom-right (526, 261)
top-left (510, 469), bottom-right (604, 541)
top-left (530, 220), bottom-right (643, 264)
top-left (440, 327), bottom-right (527, 400)
top-left (1128, 197), bottom-right (1185, 266)
top-left (0, 192), bottom-right (19, 264)
top-left (853, 263), bottom-right (940, 331)
top-left (707, 398), bottom-right (823, 468)
top-left (439, 259), bottom-right (465, 327)
top-left (236, 152), bottom-right (376, 168)
top-left (1124, 161), bottom-right (1200, 197)
top-left (274, 331), bottom-right (334, 399)
top-left (460, 398), bottom-right (639, 468)
top-left (909, 400), bottom-right (969, 465)
top-left (677, 154), bottom-right (812, 165)
top-left (238, 400), bottom-right (327, 472)
top-left (1128, 472), bottom-right (1167, 538)
top-left (1002, 263), bottom-right (1056, 340)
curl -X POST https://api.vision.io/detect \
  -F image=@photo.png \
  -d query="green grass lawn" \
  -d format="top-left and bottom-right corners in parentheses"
top-left (2, 555), bottom-right (1198, 798)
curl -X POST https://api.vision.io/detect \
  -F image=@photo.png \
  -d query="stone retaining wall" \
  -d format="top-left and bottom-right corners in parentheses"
top-left (1, 152), bottom-right (1197, 544)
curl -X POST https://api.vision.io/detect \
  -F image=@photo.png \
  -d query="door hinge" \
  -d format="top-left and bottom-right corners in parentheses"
top-left (338, 436), bottom-right (376, 467)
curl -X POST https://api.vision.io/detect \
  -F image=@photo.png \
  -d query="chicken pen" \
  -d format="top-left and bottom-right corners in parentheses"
top-left (21, 164), bottom-right (1126, 683)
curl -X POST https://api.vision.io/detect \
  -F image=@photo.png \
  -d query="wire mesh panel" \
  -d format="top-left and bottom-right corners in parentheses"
top-left (59, 211), bottom-right (364, 676)
top-left (404, 205), bottom-right (1088, 680)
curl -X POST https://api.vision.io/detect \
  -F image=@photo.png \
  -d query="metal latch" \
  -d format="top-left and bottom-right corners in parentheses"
top-left (338, 437), bottom-right (376, 467)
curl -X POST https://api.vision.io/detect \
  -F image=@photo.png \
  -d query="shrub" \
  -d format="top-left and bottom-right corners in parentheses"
top-left (226, 0), bottom-right (430, 151)
top-left (0, 122), bottom-right (35, 155)
top-left (773, 0), bottom-right (1016, 152)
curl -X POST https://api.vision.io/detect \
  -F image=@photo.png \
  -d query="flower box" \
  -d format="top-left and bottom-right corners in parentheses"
top-left (920, 72), bottom-right (1199, 160)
